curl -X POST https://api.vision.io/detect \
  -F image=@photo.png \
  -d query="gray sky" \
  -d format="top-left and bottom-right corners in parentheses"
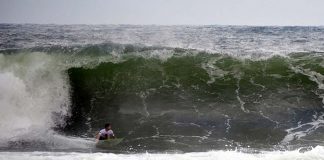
top-left (1, 0), bottom-right (324, 26)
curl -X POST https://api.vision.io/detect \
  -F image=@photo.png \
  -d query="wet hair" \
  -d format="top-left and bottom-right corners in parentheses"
top-left (105, 123), bottom-right (111, 128)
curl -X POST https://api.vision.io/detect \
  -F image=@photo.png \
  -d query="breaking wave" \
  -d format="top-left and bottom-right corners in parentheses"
top-left (0, 44), bottom-right (323, 152)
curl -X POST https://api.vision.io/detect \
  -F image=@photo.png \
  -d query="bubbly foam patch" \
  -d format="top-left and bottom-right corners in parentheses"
top-left (0, 146), bottom-right (324, 160)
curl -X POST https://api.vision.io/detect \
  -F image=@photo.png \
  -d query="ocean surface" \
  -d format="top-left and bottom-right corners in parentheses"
top-left (0, 24), bottom-right (324, 159)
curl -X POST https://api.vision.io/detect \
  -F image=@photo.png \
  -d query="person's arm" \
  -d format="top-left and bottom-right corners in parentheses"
top-left (95, 132), bottom-right (100, 142)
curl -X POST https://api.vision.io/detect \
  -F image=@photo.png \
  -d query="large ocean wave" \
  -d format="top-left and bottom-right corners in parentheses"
top-left (0, 43), bottom-right (323, 153)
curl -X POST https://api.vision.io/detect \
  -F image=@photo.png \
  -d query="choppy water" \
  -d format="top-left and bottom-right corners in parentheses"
top-left (0, 24), bottom-right (324, 159)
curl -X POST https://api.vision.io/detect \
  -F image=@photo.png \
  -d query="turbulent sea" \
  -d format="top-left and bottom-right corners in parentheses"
top-left (1, 24), bottom-right (324, 159)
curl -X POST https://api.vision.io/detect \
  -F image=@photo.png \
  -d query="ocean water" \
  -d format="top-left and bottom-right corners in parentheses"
top-left (0, 24), bottom-right (324, 159)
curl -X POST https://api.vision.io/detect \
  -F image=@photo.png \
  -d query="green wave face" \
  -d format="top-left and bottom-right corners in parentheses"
top-left (65, 50), bottom-right (324, 151)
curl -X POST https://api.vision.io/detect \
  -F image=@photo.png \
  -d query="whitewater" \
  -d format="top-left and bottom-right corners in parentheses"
top-left (1, 24), bottom-right (324, 159)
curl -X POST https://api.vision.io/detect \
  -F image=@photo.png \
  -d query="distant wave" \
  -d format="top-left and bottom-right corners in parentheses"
top-left (1, 24), bottom-right (324, 57)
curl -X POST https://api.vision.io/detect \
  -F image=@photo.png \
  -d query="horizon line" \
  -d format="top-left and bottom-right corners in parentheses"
top-left (1, 22), bottom-right (324, 27)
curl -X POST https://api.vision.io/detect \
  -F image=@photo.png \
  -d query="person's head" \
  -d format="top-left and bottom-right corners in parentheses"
top-left (104, 123), bottom-right (111, 130)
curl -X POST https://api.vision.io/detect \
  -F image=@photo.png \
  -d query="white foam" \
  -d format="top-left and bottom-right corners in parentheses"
top-left (1, 146), bottom-right (324, 160)
top-left (281, 64), bottom-right (324, 143)
top-left (201, 57), bottom-right (229, 84)
top-left (0, 52), bottom-right (70, 145)
top-left (235, 79), bottom-right (249, 113)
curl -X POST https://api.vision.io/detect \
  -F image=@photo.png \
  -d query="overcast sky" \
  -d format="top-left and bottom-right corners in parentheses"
top-left (1, 0), bottom-right (324, 26)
